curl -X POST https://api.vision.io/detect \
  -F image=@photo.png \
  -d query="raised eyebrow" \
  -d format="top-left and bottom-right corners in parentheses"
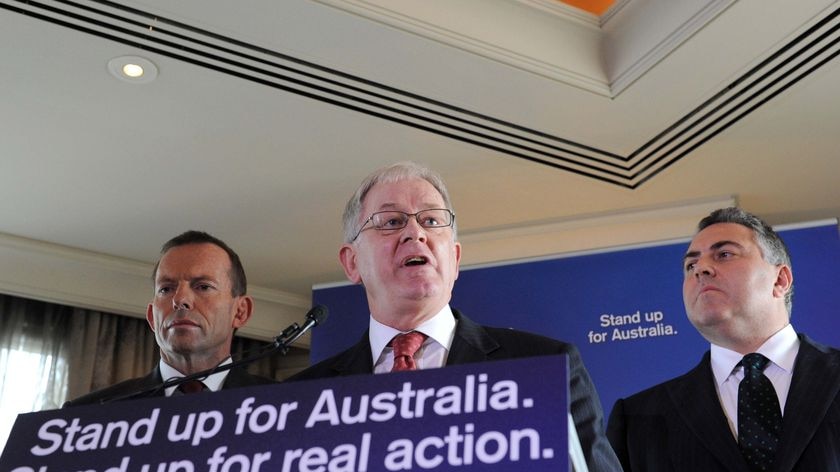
top-left (155, 276), bottom-right (217, 286)
top-left (154, 276), bottom-right (175, 287)
top-left (683, 250), bottom-right (700, 261)
top-left (191, 276), bottom-right (219, 286)
top-left (710, 240), bottom-right (743, 252)
top-left (683, 240), bottom-right (744, 260)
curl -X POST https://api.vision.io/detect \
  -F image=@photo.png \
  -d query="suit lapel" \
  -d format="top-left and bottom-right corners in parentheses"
top-left (445, 310), bottom-right (500, 365)
top-left (135, 366), bottom-right (166, 398)
top-left (772, 334), bottom-right (840, 471)
top-left (331, 331), bottom-right (375, 375)
top-left (666, 353), bottom-right (751, 472)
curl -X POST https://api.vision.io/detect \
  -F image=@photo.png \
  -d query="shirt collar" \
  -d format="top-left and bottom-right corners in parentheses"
top-left (710, 323), bottom-right (799, 386)
top-left (369, 304), bottom-right (457, 364)
top-left (159, 357), bottom-right (232, 395)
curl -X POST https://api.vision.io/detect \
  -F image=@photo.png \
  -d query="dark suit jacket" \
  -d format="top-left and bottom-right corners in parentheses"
top-left (289, 309), bottom-right (622, 472)
top-left (607, 334), bottom-right (840, 471)
top-left (64, 365), bottom-right (274, 407)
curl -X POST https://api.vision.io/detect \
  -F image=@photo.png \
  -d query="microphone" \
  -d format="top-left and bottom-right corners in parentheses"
top-left (103, 305), bottom-right (329, 403)
top-left (274, 304), bottom-right (328, 352)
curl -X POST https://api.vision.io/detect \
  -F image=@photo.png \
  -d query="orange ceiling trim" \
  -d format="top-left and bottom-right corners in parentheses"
top-left (559, 0), bottom-right (615, 15)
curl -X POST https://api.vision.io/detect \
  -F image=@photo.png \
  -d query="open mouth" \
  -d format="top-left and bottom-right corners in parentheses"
top-left (403, 256), bottom-right (428, 266)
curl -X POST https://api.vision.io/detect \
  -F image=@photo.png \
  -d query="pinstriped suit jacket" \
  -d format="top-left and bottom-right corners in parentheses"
top-left (606, 334), bottom-right (840, 471)
top-left (289, 309), bottom-right (622, 472)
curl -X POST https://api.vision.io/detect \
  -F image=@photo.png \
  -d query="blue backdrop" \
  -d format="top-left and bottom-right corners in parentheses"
top-left (311, 221), bottom-right (840, 418)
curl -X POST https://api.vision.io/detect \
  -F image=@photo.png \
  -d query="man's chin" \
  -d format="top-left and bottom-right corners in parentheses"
top-left (164, 336), bottom-right (203, 354)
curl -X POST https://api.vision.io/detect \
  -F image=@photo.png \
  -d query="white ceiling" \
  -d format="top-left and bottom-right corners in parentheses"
top-left (1, 0), bottom-right (839, 319)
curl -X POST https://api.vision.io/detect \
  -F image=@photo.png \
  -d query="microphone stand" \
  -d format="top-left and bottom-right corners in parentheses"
top-left (104, 306), bottom-right (327, 403)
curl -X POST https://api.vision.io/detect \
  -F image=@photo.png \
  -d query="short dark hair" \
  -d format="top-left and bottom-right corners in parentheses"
top-left (152, 231), bottom-right (247, 297)
top-left (697, 207), bottom-right (793, 314)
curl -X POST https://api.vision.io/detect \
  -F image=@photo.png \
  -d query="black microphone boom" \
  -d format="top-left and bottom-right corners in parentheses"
top-left (273, 304), bottom-right (329, 354)
top-left (104, 305), bottom-right (328, 403)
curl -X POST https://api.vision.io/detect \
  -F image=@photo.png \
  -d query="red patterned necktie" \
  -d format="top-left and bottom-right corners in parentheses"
top-left (390, 331), bottom-right (427, 372)
top-left (177, 380), bottom-right (208, 394)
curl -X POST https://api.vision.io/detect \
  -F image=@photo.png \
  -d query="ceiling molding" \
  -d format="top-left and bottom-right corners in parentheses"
top-left (599, 0), bottom-right (631, 25)
top-left (606, 0), bottom-right (736, 94)
top-left (459, 195), bottom-right (738, 268)
top-left (312, 0), bottom-right (610, 94)
top-left (460, 195), bottom-right (737, 243)
top-left (3, 0), bottom-right (837, 189)
top-left (312, 0), bottom-right (737, 98)
top-left (514, 0), bottom-right (601, 27)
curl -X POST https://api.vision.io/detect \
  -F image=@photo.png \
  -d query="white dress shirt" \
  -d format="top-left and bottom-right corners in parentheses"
top-left (159, 357), bottom-right (232, 396)
top-left (370, 305), bottom-right (457, 374)
top-left (710, 324), bottom-right (799, 438)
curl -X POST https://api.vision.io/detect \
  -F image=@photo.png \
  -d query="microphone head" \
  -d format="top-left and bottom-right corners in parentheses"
top-left (306, 305), bottom-right (329, 326)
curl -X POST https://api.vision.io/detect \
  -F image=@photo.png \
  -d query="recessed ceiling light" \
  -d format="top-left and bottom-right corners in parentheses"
top-left (107, 55), bottom-right (158, 84)
top-left (122, 63), bottom-right (145, 78)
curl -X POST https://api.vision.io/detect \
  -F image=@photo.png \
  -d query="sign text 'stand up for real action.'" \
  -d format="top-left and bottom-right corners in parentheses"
top-left (1, 355), bottom-right (570, 472)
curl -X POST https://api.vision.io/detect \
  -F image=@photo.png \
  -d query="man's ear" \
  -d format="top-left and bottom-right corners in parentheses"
top-left (146, 304), bottom-right (156, 331)
top-left (339, 244), bottom-right (363, 284)
top-left (773, 264), bottom-right (793, 299)
top-left (453, 241), bottom-right (462, 280)
top-left (232, 295), bottom-right (254, 329)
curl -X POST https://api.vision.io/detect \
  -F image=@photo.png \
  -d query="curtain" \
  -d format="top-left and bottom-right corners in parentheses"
top-left (0, 294), bottom-right (158, 450)
top-left (65, 306), bottom-right (159, 399)
top-left (0, 295), bottom-right (71, 419)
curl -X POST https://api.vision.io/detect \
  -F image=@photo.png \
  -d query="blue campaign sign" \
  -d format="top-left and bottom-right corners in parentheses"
top-left (312, 221), bottom-right (840, 420)
top-left (1, 356), bottom-right (569, 472)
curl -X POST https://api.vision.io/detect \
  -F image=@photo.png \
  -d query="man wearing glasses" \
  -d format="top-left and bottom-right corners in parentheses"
top-left (291, 161), bottom-right (621, 471)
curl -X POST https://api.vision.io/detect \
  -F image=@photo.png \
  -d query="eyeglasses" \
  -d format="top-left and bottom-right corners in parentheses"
top-left (351, 208), bottom-right (455, 242)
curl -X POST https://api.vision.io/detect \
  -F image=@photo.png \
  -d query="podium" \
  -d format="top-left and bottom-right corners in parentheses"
top-left (1, 355), bottom-right (586, 471)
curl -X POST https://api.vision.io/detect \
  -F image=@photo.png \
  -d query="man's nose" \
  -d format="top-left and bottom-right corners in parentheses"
top-left (694, 258), bottom-right (715, 278)
top-left (401, 216), bottom-right (428, 243)
top-left (172, 285), bottom-right (193, 310)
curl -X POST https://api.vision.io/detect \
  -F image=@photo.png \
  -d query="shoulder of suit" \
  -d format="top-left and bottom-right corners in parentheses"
top-left (799, 332), bottom-right (840, 355)
top-left (614, 352), bottom-right (710, 409)
top-left (478, 324), bottom-right (577, 353)
top-left (226, 367), bottom-right (276, 386)
top-left (63, 375), bottom-right (157, 407)
top-left (285, 344), bottom-right (362, 381)
top-left (453, 309), bottom-right (573, 349)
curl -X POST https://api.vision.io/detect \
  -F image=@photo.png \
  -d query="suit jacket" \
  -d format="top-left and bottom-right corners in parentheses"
top-left (64, 365), bottom-right (275, 407)
top-left (289, 309), bottom-right (622, 472)
top-left (606, 334), bottom-right (840, 471)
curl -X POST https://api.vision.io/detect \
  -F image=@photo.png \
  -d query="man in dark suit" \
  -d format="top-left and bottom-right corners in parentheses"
top-left (66, 231), bottom-right (273, 406)
top-left (607, 207), bottom-right (840, 471)
top-left (290, 161), bottom-right (621, 471)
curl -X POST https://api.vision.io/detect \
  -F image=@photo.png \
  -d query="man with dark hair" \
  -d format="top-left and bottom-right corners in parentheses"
top-left (607, 207), bottom-right (840, 471)
top-left (66, 231), bottom-right (273, 406)
top-left (154, 230), bottom-right (249, 297)
top-left (290, 162), bottom-right (622, 471)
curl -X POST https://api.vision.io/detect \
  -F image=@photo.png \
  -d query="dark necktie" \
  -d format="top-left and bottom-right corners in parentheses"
top-left (390, 331), bottom-right (427, 372)
top-left (177, 379), bottom-right (208, 395)
top-left (738, 353), bottom-right (782, 471)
